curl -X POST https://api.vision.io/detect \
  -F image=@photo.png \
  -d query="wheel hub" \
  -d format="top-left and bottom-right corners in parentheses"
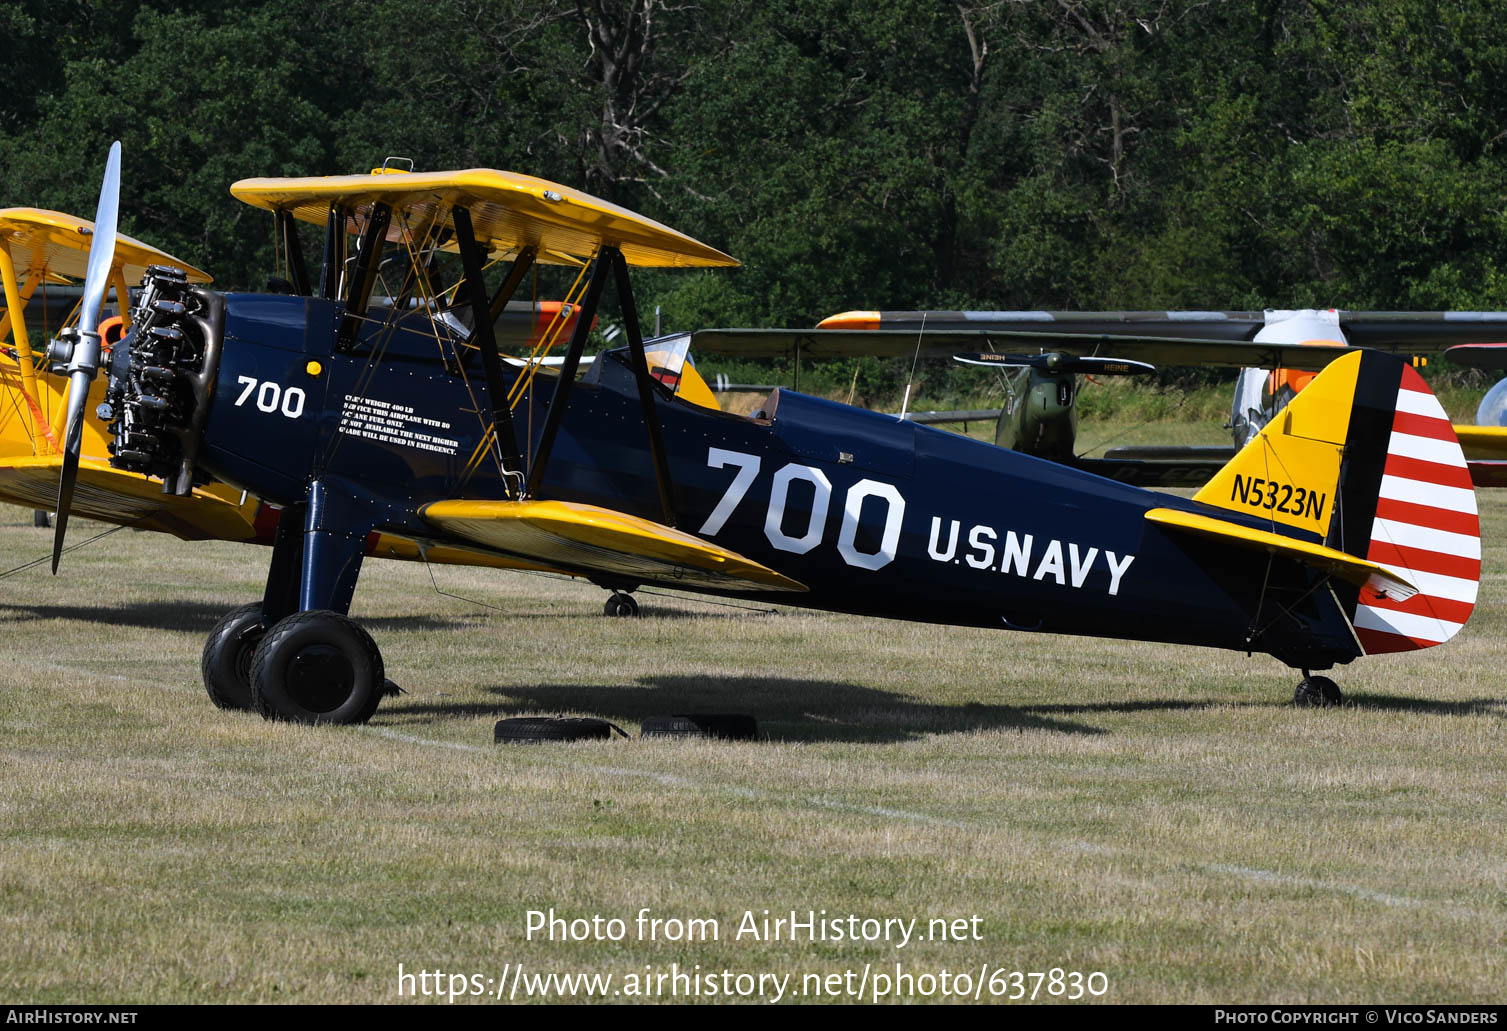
top-left (286, 644), bottom-right (356, 713)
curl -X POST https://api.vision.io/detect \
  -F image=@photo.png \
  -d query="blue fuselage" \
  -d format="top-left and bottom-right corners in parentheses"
top-left (198, 294), bottom-right (1361, 669)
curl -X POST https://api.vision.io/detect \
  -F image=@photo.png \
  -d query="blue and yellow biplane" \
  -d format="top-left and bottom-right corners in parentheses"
top-left (42, 145), bottom-right (1481, 724)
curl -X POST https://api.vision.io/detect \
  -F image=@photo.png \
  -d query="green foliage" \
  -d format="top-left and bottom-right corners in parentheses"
top-left (4, 0), bottom-right (1507, 404)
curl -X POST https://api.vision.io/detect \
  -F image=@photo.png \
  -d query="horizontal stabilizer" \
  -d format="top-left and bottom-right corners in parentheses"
top-left (1467, 460), bottom-right (1507, 488)
top-left (1074, 457), bottom-right (1228, 488)
top-left (899, 408), bottom-right (1002, 425)
top-left (422, 499), bottom-right (807, 593)
top-left (1102, 444), bottom-right (1238, 462)
top-left (1145, 507), bottom-right (1417, 601)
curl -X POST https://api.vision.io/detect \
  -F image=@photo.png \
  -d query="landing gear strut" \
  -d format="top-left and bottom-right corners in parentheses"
top-left (1293, 670), bottom-right (1343, 707)
top-left (603, 591), bottom-right (639, 617)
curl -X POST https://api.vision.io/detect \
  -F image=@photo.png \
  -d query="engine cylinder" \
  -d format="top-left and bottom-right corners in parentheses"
top-left (103, 266), bottom-right (224, 494)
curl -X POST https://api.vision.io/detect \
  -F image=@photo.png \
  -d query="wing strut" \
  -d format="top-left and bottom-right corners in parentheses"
top-left (612, 249), bottom-right (676, 526)
top-left (523, 246), bottom-right (679, 523)
top-left (275, 209), bottom-right (312, 296)
top-left (337, 202), bottom-right (392, 349)
top-left (487, 245), bottom-right (537, 324)
top-left (526, 247), bottom-right (611, 495)
top-left (318, 204), bottom-right (346, 300)
top-left (451, 208), bottom-right (525, 485)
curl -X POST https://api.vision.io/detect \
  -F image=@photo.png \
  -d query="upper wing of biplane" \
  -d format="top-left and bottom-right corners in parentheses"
top-left (689, 327), bottom-right (1356, 371)
top-left (819, 309), bottom-right (1507, 353)
top-left (230, 169), bottom-right (739, 269)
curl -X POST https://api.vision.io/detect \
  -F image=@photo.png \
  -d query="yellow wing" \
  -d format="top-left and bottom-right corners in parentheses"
top-left (422, 499), bottom-right (806, 593)
top-left (1453, 425), bottom-right (1507, 458)
top-left (0, 456), bottom-right (259, 541)
top-left (230, 168), bottom-right (738, 269)
top-left (0, 208), bottom-right (212, 283)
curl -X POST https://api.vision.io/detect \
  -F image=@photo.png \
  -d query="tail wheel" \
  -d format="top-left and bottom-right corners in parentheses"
top-left (1294, 675), bottom-right (1343, 707)
top-left (250, 610), bottom-right (385, 725)
top-left (603, 592), bottom-right (639, 617)
top-left (201, 602), bottom-right (267, 711)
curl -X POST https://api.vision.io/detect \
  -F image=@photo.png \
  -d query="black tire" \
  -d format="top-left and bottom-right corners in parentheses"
top-left (1294, 675), bottom-right (1343, 707)
top-left (201, 602), bottom-right (267, 711)
top-left (32, 510), bottom-right (50, 528)
top-left (494, 717), bottom-right (618, 744)
top-left (641, 713), bottom-right (759, 741)
top-left (603, 592), bottom-right (639, 617)
top-left (249, 610), bottom-right (385, 725)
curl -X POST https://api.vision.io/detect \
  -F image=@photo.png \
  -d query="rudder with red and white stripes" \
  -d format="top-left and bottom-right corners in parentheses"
top-left (1352, 365), bottom-right (1480, 653)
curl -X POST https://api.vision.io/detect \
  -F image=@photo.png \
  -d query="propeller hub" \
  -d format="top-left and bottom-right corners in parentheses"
top-left (46, 330), bottom-right (78, 367)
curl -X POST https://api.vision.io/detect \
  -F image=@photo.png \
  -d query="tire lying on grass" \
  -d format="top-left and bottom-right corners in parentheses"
top-left (494, 717), bottom-right (626, 744)
top-left (640, 714), bottom-right (759, 741)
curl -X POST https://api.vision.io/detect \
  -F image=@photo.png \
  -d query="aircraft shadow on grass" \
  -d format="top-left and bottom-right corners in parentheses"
top-left (2, 600), bottom-right (1497, 732)
top-left (1343, 693), bottom-right (1507, 717)
top-left (385, 679), bottom-right (1507, 742)
top-left (386, 674), bottom-right (1115, 741)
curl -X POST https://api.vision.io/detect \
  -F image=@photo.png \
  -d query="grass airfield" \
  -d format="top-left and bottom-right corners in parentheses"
top-left (0, 486), bottom-right (1503, 1004)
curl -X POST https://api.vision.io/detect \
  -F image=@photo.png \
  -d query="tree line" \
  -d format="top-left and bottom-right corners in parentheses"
top-left (4, 0), bottom-right (1505, 397)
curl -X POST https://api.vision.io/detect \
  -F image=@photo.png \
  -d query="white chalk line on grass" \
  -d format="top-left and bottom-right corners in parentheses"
top-left (364, 726), bottom-right (1487, 920)
top-left (1203, 863), bottom-right (1422, 909)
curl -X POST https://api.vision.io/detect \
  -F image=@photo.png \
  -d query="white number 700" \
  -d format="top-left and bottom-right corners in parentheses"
top-left (235, 375), bottom-right (306, 419)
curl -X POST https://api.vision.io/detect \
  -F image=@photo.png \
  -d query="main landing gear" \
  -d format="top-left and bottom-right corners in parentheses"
top-left (1293, 670), bottom-right (1343, 707)
top-left (200, 490), bottom-right (391, 725)
top-left (202, 606), bottom-right (386, 724)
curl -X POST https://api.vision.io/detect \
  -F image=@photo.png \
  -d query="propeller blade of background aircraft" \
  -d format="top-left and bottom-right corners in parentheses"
top-left (952, 352), bottom-right (1156, 375)
top-left (689, 328), bottom-right (1354, 370)
top-left (53, 140), bottom-right (121, 573)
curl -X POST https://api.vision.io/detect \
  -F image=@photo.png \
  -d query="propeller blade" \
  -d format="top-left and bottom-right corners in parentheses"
top-left (52, 140), bottom-right (122, 574)
top-left (50, 407), bottom-right (84, 573)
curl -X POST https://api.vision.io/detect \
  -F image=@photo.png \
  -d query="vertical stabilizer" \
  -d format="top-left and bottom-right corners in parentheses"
top-left (1192, 351), bottom-right (1478, 653)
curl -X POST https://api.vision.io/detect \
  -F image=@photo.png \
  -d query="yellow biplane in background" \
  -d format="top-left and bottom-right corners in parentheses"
top-left (0, 207), bottom-right (262, 538)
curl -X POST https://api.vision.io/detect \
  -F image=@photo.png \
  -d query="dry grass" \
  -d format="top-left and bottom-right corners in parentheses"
top-left (0, 491), bottom-right (1504, 1004)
